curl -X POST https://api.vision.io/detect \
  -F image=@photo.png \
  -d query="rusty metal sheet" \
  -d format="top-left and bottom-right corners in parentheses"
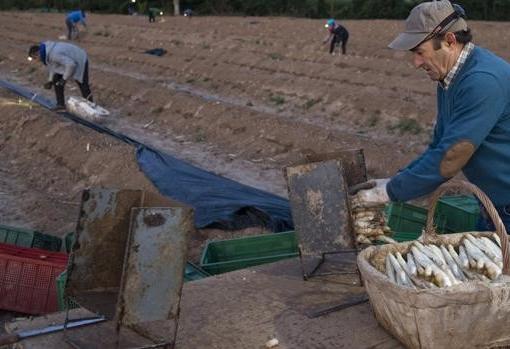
top-left (285, 159), bottom-right (354, 255)
top-left (302, 149), bottom-right (367, 187)
top-left (66, 188), bottom-right (179, 319)
top-left (117, 207), bottom-right (192, 339)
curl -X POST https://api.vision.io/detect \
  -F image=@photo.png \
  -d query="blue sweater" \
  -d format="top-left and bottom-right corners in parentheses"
top-left (67, 10), bottom-right (86, 25)
top-left (387, 46), bottom-right (510, 207)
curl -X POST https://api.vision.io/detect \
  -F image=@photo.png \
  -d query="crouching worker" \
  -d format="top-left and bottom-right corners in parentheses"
top-left (28, 41), bottom-right (93, 111)
top-left (323, 19), bottom-right (349, 55)
top-left (66, 10), bottom-right (87, 40)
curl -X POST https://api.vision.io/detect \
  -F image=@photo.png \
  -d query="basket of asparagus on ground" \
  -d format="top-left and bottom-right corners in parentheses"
top-left (356, 180), bottom-right (510, 349)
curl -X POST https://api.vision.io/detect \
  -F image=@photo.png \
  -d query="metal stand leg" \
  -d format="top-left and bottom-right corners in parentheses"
top-left (299, 246), bottom-right (360, 280)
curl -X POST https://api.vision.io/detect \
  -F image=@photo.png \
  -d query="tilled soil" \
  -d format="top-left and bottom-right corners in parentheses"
top-left (1, 12), bottom-right (510, 250)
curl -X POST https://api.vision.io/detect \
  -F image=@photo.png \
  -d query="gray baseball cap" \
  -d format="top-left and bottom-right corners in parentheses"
top-left (388, 0), bottom-right (468, 50)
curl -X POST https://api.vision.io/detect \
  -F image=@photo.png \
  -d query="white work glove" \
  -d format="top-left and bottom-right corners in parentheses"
top-left (351, 178), bottom-right (390, 208)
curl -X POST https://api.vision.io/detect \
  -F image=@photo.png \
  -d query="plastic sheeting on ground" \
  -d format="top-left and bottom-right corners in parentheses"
top-left (0, 80), bottom-right (294, 231)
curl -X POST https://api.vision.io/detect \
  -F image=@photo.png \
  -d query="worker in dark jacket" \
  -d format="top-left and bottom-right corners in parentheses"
top-left (352, 1), bottom-right (510, 233)
top-left (66, 10), bottom-right (87, 40)
top-left (28, 41), bottom-right (93, 110)
top-left (148, 8), bottom-right (162, 23)
top-left (323, 19), bottom-right (349, 55)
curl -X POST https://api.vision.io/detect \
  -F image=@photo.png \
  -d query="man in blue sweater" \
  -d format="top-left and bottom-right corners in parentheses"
top-left (353, 1), bottom-right (510, 232)
top-left (66, 10), bottom-right (87, 40)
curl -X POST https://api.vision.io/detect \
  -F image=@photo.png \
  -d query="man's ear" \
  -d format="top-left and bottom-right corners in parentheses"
top-left (445, 32), bottom-right (457, 47)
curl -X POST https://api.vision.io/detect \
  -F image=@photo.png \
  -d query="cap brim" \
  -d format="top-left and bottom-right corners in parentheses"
top-left (388, 32), bottom-right (428, 50)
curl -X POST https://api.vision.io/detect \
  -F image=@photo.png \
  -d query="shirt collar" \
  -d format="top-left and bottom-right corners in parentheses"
top-left (440, 42), bottom-right (474, 90)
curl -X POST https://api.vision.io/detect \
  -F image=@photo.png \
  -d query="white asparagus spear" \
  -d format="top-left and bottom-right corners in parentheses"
top-left (440, 245), bottom-right (465, 281)
top-left (480, 236), bottom-right (502, 260)
top-left (375, 235), bottom-right (398, 244)
top-left (464, 239), bottom-right (488, 270)
top-left (356, 234), bottom-right (372, 244)
top-left (398, 251), bottom-right (436, 289)
top-left (411, 246), bottom-right (452, 287)
top-left (464, 239), bottom-right (502, 279)
top-left (467, 234), bottom-right (500, 264)
top-left (462, 241), bottom-right (479, 269)
top-left (428, 244), bottom-right (460, 284)
top-left (355, 227), bottom-right (386, 237)
top-left (459, 245), bottom-right (470, 268)
top-left (395, 252), bottom-right (418, 289)
top-left (415, 242), bottom-right (446, 268)
top-left (389, 253), bottom-right (412, 287)
top-left (448, 245), bottom-right (489, 281)
top-left (430, 244), bottom-right (447, 265)
top-left (406, 253), bottom-right (417, 276)
top-left (386, 255), bottom-right (396, 283)
top-left (411, 246), bottom-right (433, 277)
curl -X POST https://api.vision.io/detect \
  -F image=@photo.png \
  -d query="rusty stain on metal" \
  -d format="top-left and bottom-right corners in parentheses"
top-left (285, 159), bottom-right (355, 255)
top-left (305, 189), bottom-right (325, 221)
top-left (143, 212), bottom-right (166, 227)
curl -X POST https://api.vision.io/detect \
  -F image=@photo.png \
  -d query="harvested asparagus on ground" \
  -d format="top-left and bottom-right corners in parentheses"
top-left (379, 235), bottom-right (503, 288)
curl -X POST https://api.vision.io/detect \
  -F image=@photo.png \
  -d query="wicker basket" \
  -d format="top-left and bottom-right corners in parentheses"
top-left (357, 180), bottom-right (510, 349)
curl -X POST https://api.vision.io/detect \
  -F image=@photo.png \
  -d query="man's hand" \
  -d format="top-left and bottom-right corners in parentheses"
top-left (43, 81), bottom-right (53, 89)
top-left (54, 79), bottom-right (66, 87)
top-left (351, 178), bottom-right (390, 208)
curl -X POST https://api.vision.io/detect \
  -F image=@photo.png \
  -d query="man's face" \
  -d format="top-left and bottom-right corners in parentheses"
top-left (411, 39), bottom-right (452, 81)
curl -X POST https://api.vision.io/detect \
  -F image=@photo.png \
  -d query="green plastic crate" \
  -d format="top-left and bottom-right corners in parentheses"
top-left (184, 262), bottom-right (210, 282)
top-left (32, 232), bottom-right (62, 251)
top-left (0, 224), bottom-right (35, 247)
top-left (436, 195), bottom-right (480, 233)
top-left (385, 202), bottom-right (447, 235)
top-left (392, 231), bottom-right (422, 242)
top-left (200, 231), bottom-right (299, 275)
top-left (0, 224), bottom-right (63, 251)
top-left (63, 231), bottom-right (76, 253)
top-left (56, 270), bottom-right (79, 311)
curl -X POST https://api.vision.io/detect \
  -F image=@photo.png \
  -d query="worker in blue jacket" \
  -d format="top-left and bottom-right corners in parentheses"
top-left (352, 1), bottom-right (510, 232)
top-left (66, 9), bottom-right (87, 40)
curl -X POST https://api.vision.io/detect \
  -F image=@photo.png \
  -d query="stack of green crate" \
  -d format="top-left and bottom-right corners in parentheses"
top-left (436, 195), bottom-right (480, 233)
top-left (200, 231), bottom-right (299, 275)
top-left (384, 196), bottom-right (480, 242)
top-left (0, 224), bottom-right (34, 247)
top-left (0, 224), bottom-right (62, 251)
top-left (384, 202), bottom-right (447, 242)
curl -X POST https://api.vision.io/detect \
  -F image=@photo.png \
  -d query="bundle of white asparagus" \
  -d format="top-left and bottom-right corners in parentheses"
top-left (383, 233), bottom-right (503, 288)
top-left (351, 205), bottom-right (396, 245)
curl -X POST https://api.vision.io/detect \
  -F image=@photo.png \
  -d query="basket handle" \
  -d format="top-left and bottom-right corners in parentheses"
top-left (424, 180), bottom-right (510, 275)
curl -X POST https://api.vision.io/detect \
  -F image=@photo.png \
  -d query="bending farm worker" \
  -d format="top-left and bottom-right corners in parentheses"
top-left (323, 18), bottom-right (349, 55)
top-left (28, 41), bottom-right (93, 111)
top-left (148, 8), bottom-right (163, 23)
top-left (66, 9), bottom-right (87, 40)
top-left (353, 1), bottom-right (510, 232)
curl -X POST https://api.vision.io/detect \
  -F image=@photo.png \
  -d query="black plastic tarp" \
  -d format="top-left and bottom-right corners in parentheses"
top-left (0, 80), bottom-right (294, 231)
